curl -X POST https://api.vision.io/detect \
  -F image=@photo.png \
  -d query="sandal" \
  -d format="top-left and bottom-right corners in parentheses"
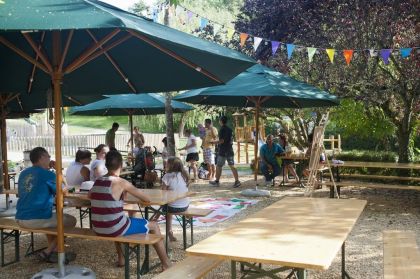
top-left (37, 250), bottom-right (52, 263)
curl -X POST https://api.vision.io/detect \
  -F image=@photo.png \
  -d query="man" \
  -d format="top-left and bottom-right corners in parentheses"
top-left (89, 150), bottom-right (172, 269)
top-left (15, 147), bottom-right (77, 262)
top-left (210, 116), bottom-right (241, 188)
top-left (202, 118), bottom-right (218, 181)
top-left (105, 122), bottom-right (119, 150)
top-left (260, 134), bottom-right (285, 186)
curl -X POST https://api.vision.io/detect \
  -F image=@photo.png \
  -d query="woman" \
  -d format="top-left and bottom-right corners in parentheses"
top-left (179, 129), bottom-right (199, 181)
top-left (278, 134), bottom-right (299, 183)
top-left (66, 149), bottom-right (92, 187)
top-left (90, 144), bottom-right (109, 181)
top-left (127, 126), bottom-right (145, 148)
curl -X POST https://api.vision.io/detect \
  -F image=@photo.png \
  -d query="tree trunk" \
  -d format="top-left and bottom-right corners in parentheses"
top-left (0, 131), bottom-right (3, 194)
top-left (163, 5), bottom-right (176, 156)
top-left (396, 112), bottom-right (413, 163)
top-left (165, 92), bottom-right (176, 156)
top-left (178, 113), bottom-right (186, 137)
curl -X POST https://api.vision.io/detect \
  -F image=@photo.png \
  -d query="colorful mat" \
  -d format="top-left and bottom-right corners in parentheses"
top-left (162, 197), bottom-right (258, 227)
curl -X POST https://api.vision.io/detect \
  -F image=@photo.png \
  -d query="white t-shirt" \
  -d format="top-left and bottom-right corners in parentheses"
top-left (66, 161), bottom-right (85, 186)
top-left (186, 135), bottom-right (198, 154)
top-left (90, 159), bottom-right (107, 181)
top-left (162, 172), bottom-right (189, 208)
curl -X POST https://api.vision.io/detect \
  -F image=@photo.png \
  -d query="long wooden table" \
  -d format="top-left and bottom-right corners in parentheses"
top-left (187, 197), bottom-right (367, 279)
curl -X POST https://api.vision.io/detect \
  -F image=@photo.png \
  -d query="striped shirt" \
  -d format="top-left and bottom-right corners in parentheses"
top-left (90, 177), bottom-right (130, 237)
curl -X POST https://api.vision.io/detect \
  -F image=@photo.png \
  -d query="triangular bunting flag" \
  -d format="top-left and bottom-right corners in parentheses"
top-left (226, 28), bottom-right (235, 40)
top-left (213, 24), bottom-right (222, 35)
top-left (253, 37), bottom-right (263, 51)
top-left (380, 49), bottom-right (392, 64)
top-left (200, 18), bottom-right (208, 29)
top-left (343, 50), bottom-right (354, 65)
top-left (307, 47), bottom-right (317, 62)
top-left (187, 11), bottom-right (193, 22)
top-left (240, 33), bottom-right (249, 47)
top-left (369, 49), bottom-right (377, 57)
top-left (287, 44), bottom-right (295, 60)
top-left (271, 41), bottom-right (280, 56)
top-left (400, 48), bottom-right (412, 58)
top-left (326, 49), bottom-right (335, 63)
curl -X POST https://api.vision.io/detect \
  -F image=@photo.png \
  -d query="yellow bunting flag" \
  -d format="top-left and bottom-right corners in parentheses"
top-left (226, 28), bottom-right (235, 40)
top-left (326, 49), bottom-right (335, 63)
top-left (240, 33), bottom-right (249, 47)
top-left (343, 50), bottom-right (354, 65)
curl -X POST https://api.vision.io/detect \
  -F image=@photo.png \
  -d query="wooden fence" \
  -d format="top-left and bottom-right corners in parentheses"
top-left (7, 133), bottom-right (176, 156)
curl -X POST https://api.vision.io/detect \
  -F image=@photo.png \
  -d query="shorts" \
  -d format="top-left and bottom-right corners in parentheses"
top-left (162, 205), bottom-right (189, 214)
top-left (17, 213), bottom-right (76, 229)
top-left (216, 154), bottom-right (235, 167)
top-left (203, 148), bottom-right (215, 165)
top-left (186, 153), bottom-right (199, 162)
top-left (124, 217), bottom-right (149, 235)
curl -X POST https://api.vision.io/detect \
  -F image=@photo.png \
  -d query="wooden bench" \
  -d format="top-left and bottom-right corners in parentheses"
top-left (383, 230), bottom-right (420, 279)
top-left (153, 256), bottom-right (223, 279)
top-left (340, 173), bottom-right (420, 182)
top-left (0, 217), bottom-right (162, 279)
top-left (320, 181), bottom-right (420, 198)
top-left (175, 208), bottom-right (213, 250)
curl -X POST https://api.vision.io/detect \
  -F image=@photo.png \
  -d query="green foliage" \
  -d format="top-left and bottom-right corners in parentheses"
top-left (335, 150), bottom-right (398, 163)
top-left (330, 99), bottom-right (395, 140)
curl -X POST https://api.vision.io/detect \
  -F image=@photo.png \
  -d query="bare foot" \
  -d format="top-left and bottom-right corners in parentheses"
top-left (162, 262), bottom-right (173, 271)
top-left (169, 231), bottom-right (177, 242)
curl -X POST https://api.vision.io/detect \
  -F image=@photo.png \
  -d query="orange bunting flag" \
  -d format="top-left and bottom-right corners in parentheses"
top-left (343, 50), bottom-right (354, 65)
top-left (240, 33), bottom-right (249, 47)
top-left (326, 49), bottom-right (335, 63)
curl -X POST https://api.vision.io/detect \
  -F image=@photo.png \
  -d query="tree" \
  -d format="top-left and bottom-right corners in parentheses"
top-left (236, 0), bottom-right (419, 162)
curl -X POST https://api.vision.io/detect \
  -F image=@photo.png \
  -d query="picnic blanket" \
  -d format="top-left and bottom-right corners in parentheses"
top-left (162, 197), bottom-right (259, 227)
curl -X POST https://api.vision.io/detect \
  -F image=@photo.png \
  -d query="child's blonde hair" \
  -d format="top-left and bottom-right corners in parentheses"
top-left (166, 156), bottom-right (189, 185)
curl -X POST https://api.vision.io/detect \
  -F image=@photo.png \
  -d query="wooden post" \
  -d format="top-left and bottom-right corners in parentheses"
top-left (330, 135), bottom-right (334, 151)
top-left (1, 117), bottom-right (9, 192)
top-left (254, 104), bottom-right (260, 184)
top-left (245, 142), bottom-right (249, 164)
top-left (338, 134), bottom-right (341, 152)
top-left (237, 142), bottom-right (240, 163)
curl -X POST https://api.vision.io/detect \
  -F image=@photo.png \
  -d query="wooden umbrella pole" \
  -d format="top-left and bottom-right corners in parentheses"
top-left (1, 116), bottom-right (9, 192)
top-left (129, 112), bottom-right (134, 157)
top-left (254, 103), bottom-right (260, 186)
top-left (52, 31), bottom-right (66, 277)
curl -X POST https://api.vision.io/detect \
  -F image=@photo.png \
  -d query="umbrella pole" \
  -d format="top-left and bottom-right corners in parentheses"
top-left (254, 104), bottom-right (260, 189)
top-left (1, 116), bottom-right (9, 193)
top-left (129, 113), bottom-right (134, 158)
top-left (52, 31), bottom-right (66, 277)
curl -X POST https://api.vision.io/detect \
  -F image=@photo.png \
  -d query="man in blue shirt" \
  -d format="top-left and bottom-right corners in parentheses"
top-left (260, 134), bottom-right (285, 186)
top-left (16, 147), bottom-right (76, 262)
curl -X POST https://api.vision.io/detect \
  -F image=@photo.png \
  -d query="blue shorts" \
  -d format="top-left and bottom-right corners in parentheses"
top-left (216, 154), bottom-right (235, 167)
top-left (124, 217), bottom-right (149, 236)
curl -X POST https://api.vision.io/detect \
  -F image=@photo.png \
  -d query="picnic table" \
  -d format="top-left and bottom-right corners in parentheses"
top-left (278, 153), bottom-right (308, 187)
top-left (187, 196), bottom-right (367, 279)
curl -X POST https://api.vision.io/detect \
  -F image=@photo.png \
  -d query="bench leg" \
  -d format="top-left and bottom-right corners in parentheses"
top-left (296, 269), bottom-right (307, 279)
top-left (182, 216), bottom-right (187, 250)
top-left (341, 242), bottom-right (351, 279)
top-left (190, 217), bottom-right (194, 246)
top-left (231, 260), bottom-right (237, 278)
top-left (124, 243), bottom-right (130, 279)
top-left (1, 229), bottom-right (19, 267)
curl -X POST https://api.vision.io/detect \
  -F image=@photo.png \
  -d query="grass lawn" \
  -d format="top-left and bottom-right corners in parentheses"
top-left (65, 113), bottom-right (129, 130)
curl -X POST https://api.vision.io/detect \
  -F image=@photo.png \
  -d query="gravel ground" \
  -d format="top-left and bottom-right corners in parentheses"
top-left (1, 175), bottom-right (419, 279)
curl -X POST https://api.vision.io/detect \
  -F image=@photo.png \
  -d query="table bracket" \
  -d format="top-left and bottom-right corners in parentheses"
top-left (232, 260), bottom-right (297, 279)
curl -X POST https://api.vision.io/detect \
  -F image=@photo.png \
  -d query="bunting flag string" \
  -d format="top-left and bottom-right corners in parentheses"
top-left (151, 3), bottom-right (419, 66)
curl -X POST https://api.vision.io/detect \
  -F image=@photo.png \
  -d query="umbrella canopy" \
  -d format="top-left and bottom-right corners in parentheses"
top-left (175, 64), bottom-right (339, 185)
top-left (0, 0), bottom-right (255, 98)
top-left (174, 64), bottom-right (339, 108)
top-left (70, 93), bottom-right (194, 116)
top-left (0, 1), bottom-right (255, 276)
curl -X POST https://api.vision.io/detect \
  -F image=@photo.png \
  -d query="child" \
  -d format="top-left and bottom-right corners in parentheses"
top-left (160, 157), bottom-right (190, 241)
top-left (161, 137), bottom-right (169, 170)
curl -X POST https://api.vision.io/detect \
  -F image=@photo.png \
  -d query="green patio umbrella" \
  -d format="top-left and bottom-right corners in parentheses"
top-left (0, 0), bottom-right (255, 277)
top-left (70, 93), bottom-right (194, 153)
top-left (175, 64), bottom-right (339, 185)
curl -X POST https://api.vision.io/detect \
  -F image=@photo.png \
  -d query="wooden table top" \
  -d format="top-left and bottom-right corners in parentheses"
top-left (332, 161), bottom-right (420, 169)
top-left (66, 189), bottom-right (192, 206)
top-left (280, 154), bottom-right (308, 160)
top-left (187, 197), bottom-right (367, 270)
top-left (120, 170), bottom-right (135, 176)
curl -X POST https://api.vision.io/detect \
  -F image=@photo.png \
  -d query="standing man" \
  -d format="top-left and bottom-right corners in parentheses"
top-left (202, 119), bottom-right (218, 181)
top-left (15, 147), bottom-right (77, 263)
top-left (210, 116), bottom-right (241, 188)
top-left (105, 122), bottom-right (119, 151)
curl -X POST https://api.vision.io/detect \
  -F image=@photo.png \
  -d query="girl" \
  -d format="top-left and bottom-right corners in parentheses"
top-left (161, 137), bottom-right (169, 170)
top-left (279, 134), bottom-right (299, 183)
top-left (178, 129), bottom-right (199, 181)
top-left (90, 144), bottom-right (109, 181)
top-left (161, 157), bottom-right (190, 241)
top-left (66, 149), bottom-right (92, 187)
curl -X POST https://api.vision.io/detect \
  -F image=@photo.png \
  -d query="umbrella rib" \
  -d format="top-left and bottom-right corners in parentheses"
top-left (63, 95), bottom-right (83, 106)
top-left (64, 29), bottom-right (121, 74)
top-left (127, 30), bottom-right (223, 84)
top-left (0, 36), bottom-right (49, 74)
top-left (22, 33), bottom-right (53, 73)
top-left (27, 32), bottom-right (46, 94)
top-left (64, 33), bottom-right (131, 74)
top-left (59, 30), bottom-right (74, 73)
top-left (86, 30), bottom-right (137, 92)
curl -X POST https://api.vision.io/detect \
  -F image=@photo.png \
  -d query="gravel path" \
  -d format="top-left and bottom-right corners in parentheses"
top-left (1, 175), bottom-right (419, 279)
